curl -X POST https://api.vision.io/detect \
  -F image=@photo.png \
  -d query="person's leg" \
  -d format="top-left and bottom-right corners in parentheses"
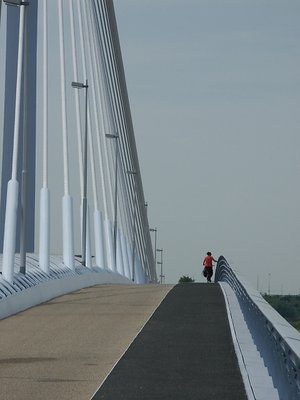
top-left (207, 267), bottom-right (212, 282)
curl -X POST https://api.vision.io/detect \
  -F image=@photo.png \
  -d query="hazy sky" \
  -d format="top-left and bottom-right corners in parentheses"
top-left (113, 0), bottom-right (300, 293)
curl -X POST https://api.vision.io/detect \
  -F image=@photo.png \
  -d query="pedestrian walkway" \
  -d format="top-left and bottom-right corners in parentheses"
top-left (0, 284), bottom-right (173, 400)
top-left (92, 283), bottom-right (247, 400)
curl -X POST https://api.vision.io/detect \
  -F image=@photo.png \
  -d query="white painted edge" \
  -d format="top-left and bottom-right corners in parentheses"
top-left (219, 282), bottom-right (256, 400)
top-left (219, 282), bottom-right (280, 400)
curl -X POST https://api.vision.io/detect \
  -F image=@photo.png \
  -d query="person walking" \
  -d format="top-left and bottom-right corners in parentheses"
top-left (202, 252), bottom-right (217, 282)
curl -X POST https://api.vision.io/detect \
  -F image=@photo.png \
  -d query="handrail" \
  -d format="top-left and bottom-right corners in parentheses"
top-left (0, 254), bottom-right (132, 319)
top-left (215, 256), bottom-right (300, 400)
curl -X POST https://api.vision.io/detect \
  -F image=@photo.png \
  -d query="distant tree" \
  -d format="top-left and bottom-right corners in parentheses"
top-left (264, 294), bottom-right (300, 321)
top-left (276, 303), bottom-right (297, 320)
top-left (178, 275), bottom-right (195, 283)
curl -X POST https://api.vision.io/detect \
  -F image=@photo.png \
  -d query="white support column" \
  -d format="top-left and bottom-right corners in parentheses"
top-left (120, 233), bottom-right (129, 279)
top-left (85, 205), bottom-right (92, 268)
top-left (94, 209), bottom-right (105, 269)
top-left (116, 228), bottom-right (123, 276)
top-left (135, 256), bottom-right (141, 284)
top-left (104, 217), bottom-right (114, 271)
top-left (39, 187), bottom-right (50, 274)
top-left (62, 195), bottom-right (74, 271)
top-left (2, 4), bottom-right (26, 283)
top-left (127, 241), bottom-right (134, 282)
top-left (2, 180), bottom-right (19, 283)
top-left (139, 258), bottom-right (146, 284)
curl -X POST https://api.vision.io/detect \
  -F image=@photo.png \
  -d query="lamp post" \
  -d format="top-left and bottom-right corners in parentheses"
top-left (71, 80), bottom-right (88, 266)
top-left (157, 248), bottom-right (163, 284)
top-left (149, 228), bottom-right (157, 276)
top-left (127, 170), bottom-right (137, 281)
top-left (105, 133), bottom-right (119, 270)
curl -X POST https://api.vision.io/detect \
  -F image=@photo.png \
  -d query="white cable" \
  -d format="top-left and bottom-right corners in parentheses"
top-left (58, 0), bottom-right (69, 195)
top-left (93, 3), bottom-right (134, 239)
top-left (77, 0), bottom-right (98, 210)
top-left (86, 2), bottom-right (114, 214)
top-left (42, 0), bottom-right (48, 188)
top-left (78, 0), bottom-right (108, 218)
top-left (101, 5), bottom-right (148, 272)
top-left (11, 5), bottom-right (26, 180)
top-left (69, 0), bottom-right (83, 197)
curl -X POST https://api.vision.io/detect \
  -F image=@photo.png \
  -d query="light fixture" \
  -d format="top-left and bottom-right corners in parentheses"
top-left (4, 0), bottom-right (28, 6)
top-left (71, 81), bottom-right (88, 89)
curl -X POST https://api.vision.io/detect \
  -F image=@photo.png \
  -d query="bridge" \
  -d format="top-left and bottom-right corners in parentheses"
top-left (0, 1), bottom-right (300, 399)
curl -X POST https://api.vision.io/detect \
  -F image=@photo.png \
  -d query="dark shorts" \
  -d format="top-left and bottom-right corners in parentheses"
top-left (204, 266), bottom-right (213, 279)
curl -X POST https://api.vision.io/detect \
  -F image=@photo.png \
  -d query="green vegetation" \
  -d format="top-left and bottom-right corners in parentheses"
top-left (263, 294), bottom-right (300, 330)
top-left (292, 321), bottom-right (300, 331)
top-left (178, 275), bottom-right (195, 283)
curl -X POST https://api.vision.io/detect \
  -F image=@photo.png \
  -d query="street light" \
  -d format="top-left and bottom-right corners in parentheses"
top-left (157, 248), bottom-right (163, 284)
top-left (3, 0), bottom-right (29, 5)
top-left (106, 133), bottom-right (119, 270)
top-left (71, 79), bottom-right (88, 266)
top-left (127, 170), bottom-right (137, 281)
top-left (149, 228), bottom-right (157, 276)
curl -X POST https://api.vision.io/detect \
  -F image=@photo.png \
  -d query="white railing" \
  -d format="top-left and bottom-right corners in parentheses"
top-left (215, 256), bottom-right (300, 400)
top-left (0, 254), bottom-right (133, 320)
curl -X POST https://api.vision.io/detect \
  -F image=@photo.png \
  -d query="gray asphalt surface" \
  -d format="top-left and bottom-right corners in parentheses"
top-left (92, 283), bottom-right (247, 400)
top-left (0, 284), bottom-right (173, 400)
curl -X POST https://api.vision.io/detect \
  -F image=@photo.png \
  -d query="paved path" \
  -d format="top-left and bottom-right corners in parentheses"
top-left (0, 284), bottom-right (173, 400)
top-left (92, 283), bottom-right (247, 400)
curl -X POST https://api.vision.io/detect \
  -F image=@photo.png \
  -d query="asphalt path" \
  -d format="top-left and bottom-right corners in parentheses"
top-left (92, 283), bottom-right (247, 400)
top-left (0, 284), bottom-right (173, 400)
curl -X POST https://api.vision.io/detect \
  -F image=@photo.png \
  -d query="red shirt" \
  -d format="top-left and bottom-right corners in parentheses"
top-left (203, 255), bottom-right (214, 267)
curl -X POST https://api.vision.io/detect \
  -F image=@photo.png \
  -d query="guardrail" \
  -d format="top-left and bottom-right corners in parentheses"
top-left (0, 254), bottom-right (132, 319)
top-left (215, 256), bottom-right (300, 400)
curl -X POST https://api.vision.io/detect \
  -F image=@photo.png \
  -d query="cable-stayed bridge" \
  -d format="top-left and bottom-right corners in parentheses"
top-left (0, 2), bottom-right (300, 400)
top-left (0, 0), bottom-right (156, 288)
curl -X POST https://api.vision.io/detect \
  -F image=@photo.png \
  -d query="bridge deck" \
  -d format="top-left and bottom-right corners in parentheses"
top-left (92, 283), bottom-right (247, 400)
top-left (1, 283), bottom-right (247, 399)
top-left (0, 284), bottom-right (172, 400)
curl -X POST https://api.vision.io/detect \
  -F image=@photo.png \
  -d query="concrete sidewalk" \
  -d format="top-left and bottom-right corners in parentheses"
top-left (92, 283), bottom-right (247, 400)
top-left (0, 284), bottom-right (173, 400)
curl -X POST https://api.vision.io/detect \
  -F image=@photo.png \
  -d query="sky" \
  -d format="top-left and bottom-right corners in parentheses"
top-left (113, 0), bottom-right (300, 293)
